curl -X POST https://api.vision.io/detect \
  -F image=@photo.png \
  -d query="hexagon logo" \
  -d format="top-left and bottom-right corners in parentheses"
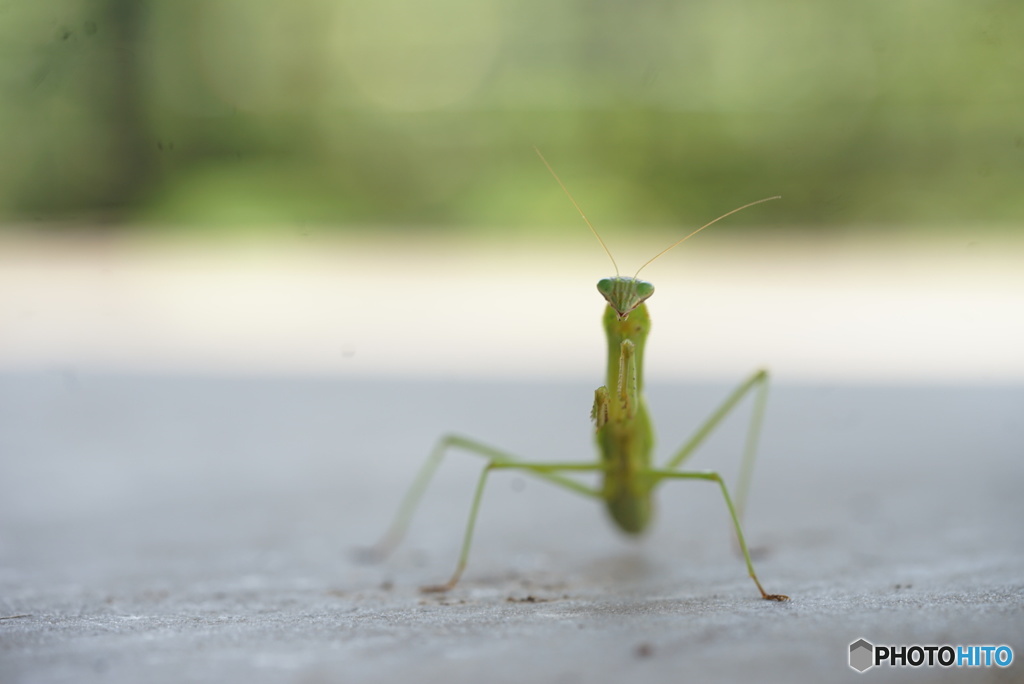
top-left (849, 638), bottom-right (874, 672)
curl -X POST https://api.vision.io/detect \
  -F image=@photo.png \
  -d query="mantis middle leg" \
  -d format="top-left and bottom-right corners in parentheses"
top-left (366, 433), bottom-right (604, 591)
top-left (644, 467), bottom-right (788, 601)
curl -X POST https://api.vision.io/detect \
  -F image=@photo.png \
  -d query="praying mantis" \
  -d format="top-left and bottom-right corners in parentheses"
top-left (364, 149), bottom-right (788, 601)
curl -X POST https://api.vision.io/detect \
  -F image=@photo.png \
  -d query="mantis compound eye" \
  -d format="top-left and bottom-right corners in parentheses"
top-left (635, 280), bottom-right (654, 300)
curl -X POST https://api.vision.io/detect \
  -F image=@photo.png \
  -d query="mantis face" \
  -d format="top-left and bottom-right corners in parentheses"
top-left (597, 277), bottom-right (655, 320)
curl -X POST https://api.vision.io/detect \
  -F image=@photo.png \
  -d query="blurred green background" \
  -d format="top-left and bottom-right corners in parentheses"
top-left (1, 0), bottom-right (1021, 236)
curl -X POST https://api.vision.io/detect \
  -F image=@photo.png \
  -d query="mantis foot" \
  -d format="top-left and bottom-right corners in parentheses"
top-left (420, 582), bottom-right (456, 594)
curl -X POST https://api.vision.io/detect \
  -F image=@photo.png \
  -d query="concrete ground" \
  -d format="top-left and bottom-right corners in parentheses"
top-left (1, 234), bottom-right (1022, 682)
top-left (1, 374), bottom-right (1021, 684)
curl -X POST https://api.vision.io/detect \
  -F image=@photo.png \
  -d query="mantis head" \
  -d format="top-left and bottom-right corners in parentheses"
top-left (598, 277), bottom-right (654, 320)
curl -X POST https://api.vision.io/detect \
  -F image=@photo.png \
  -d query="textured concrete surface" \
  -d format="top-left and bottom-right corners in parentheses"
top-left (1, 373), bottom-right (1021, 683)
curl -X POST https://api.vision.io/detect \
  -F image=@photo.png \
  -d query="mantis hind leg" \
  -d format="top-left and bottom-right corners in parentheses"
top-left (362, 433), bottom-right (603, 592)
top-left (644, 468), bottom-right (788, 601)
top-left (663, 368), bottom-right (770, 520)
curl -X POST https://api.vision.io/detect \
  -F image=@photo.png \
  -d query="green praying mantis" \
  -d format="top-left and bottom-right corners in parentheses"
top-left (364, 149), bottom-right (788, 601)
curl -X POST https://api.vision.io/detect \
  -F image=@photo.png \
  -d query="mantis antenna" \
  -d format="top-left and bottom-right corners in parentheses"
top-left (534, 147), bottom-right (779, 279)
top-left (534, 147), bottom-right (620, 277)
top-left (632, 195), bottom-right (781, 279)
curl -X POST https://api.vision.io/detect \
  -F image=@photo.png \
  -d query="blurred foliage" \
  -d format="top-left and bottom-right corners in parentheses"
top-left (0, 0), bottom-right (1022, 234)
